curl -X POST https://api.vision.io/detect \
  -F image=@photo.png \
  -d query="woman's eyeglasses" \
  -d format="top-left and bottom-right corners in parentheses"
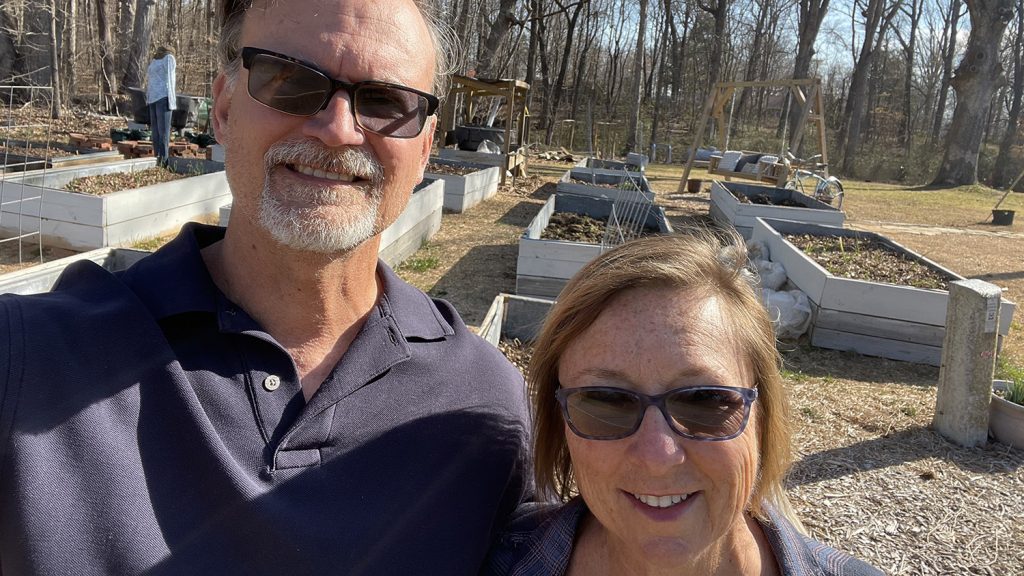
top-left (555, 385), bottom-right (758, 441)
top-left (240, 47), bottom-right (440, 139)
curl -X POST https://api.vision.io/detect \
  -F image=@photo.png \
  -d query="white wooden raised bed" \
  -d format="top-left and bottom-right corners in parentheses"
top-left (425, 157), bottom-right (501, 213)
top-left (751, 218), bottom-right (1016, 365)
top-left (1, 140), bottom-right (122, 173)
top-left (479, 293), bottom-right (555, 348)
top-left (517, 193), bottom-right (673, 298)
top-left (0, 247), bottom-right (150, 295)
top-left (217, 177), bottom-right (445, 268)
top-left (438, 148), bottom-right (506, 168)
top-left (574, 157), bottom-right (630, 171)
top-left (709, 180), bottom-right (844, 238)
top-left (557, 167), bottom-right (655, 203)
top-left (0, 157), bottom-right (229, 250)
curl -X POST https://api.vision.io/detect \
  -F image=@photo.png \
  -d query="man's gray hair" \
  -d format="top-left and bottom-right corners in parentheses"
top-left (217, 0), bottom-right (459, 101)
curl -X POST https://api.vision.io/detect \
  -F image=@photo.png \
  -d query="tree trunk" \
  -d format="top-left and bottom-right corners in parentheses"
top-left (48, 0), bottom-right (61, 117)
top-left (930, 0), bottom-right (963, 144)
top-left (544, 0), bottom-right (588, 146)
top-left (932, 0), bottom-right (1015, 186)
top-left (96, 0), bottom-right (117, 110)
top-left (623, 0), bottom-right (648, 154)
top-left (0, 9), bottom-right (17, 82)
top-left (838, 0), bottom-right (901, 174)
top-left (64, 0), bottom-right (77, 106)
top-left (116, 0), bottom-right (134, 76)
top-left (696, 0), bottom-right (729, 91)
top-left (992, 0), bottom-right (1023, 187)
top-left (120, 0), bottom-right (153, 90)
top-left (21, 0), bottom-right (51, 87)
top-left (475, 0), bottom-right (518, 77)
top-left (781, 0), bottom-right (831, 144)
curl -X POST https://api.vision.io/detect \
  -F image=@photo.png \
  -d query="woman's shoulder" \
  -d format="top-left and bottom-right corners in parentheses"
top-left (761, 504), bottom-right (886, 576)
top-left (482, 498), bottom-right (586, 576)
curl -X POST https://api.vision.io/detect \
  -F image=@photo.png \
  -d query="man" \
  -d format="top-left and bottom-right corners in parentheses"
top-left (0, 1), bottom-right (531, 574)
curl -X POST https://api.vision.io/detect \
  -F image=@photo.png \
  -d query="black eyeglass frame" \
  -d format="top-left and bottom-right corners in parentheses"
top-left (240, 46), bottom-right (440, 138)
top-left (555, 385), bottom-right (759, 442)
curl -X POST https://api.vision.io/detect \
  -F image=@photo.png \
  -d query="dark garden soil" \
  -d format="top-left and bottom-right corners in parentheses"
top-left (541, 212), bottom-right (607, 242)
top-left (785, 233), bottom-right (953, 290)
top-left (730, 188), bottom-right (805, 207)
top-left (65, 166), bottom-right (186, 195)
top-left (0, 144), bottom-right (55, 161)
top-left (426, 162), bottom-right (476, 176)
top-left (569, 177), bottom-right (619, 189)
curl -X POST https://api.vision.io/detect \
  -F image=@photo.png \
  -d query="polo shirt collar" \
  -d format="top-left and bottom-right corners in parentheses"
top-left (123, 223), bottom-right (455, 341)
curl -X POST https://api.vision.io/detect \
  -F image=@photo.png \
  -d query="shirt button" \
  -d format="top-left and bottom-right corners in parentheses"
top-left (263, 375), bottom-right (281, 392)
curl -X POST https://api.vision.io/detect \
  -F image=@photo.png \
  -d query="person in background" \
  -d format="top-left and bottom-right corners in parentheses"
top-left (0, 1), bottom-right (531, 574)
top-left (146, 45), bottom-right (177, 166)
top-left (487, 231), bottom-right (883, 576)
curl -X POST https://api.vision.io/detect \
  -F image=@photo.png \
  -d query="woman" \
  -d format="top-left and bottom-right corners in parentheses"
top-left (145, 46), bottom-right (177, 166)
top-left (487, 231), bottom-right (882, 576)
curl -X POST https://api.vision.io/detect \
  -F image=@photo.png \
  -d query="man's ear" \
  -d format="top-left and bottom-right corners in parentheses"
top-left (211, 72), bottom-right (233, 143)
top-left (418, 116), bottom-right (437, 169)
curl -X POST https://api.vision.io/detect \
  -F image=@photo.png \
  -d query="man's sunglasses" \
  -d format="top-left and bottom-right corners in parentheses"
top-left (555, 385), bottom-right (758, 441)
top-left (240, 47), bottom-right (440, 139)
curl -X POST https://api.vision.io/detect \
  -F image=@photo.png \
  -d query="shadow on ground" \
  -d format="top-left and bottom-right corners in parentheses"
top-left (781, 344), bottom-right (938, 387)
top-left (429, 244), bottom-right (519, 326)
top-left (788, 426), bottom-right (1024, 487)
top-left (498, 200), bottom-right (547, 228)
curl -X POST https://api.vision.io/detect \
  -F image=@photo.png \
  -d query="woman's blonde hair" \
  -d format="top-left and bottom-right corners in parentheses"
top-left (528, 229), bottom-right (794, 521)
top-left (154, 46), bottom-right (173, 59)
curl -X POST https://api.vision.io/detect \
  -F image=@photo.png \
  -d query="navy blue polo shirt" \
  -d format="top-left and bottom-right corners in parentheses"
top-left (0, 223), bottom-right (531, 575)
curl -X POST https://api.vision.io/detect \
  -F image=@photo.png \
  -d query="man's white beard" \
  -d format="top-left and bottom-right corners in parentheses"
top-left (258, 139), bottom-right (385, 253)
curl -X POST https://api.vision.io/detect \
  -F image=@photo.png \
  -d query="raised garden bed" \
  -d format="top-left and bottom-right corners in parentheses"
top-left (1, 140), bottom-right (121, 173)
top-left (0, 156), bottom-right (229, 250)
top-left (479, 292), bottom-right (554, 348)
top-left (0, 247), bottom-right (149, 295)
top-left (217, 177), bottom-right (445, 268)
top-left (556, 167), bottom-right (654, 203)
top-left (438, 148), bottom-right (505, 168)
top-left (517, 193), bottom-right (672, 298)
top-left (751, 218), bottom-right (1015, 365)
top-left (710, 180), bottom-right (844, 238)
top-left (424, 157), bottom-right (501, 213)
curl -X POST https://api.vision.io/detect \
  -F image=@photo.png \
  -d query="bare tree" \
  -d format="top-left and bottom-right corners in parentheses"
top-left (992, 0), bottom-right (1023, 187)
top-left (95, 0), bottom-right (117, 109)
top-left (622, 0), bottom-right (648, 153)
top-left (932, 0), bottom-right (1016, 185)
top-left (476, 0), bottom-right (519, 77)
top-left (893, 0), bottom-right (924, 155)
top-left (121, 0), bottom-right (154, 90)
top-left (929, 0), bottom-right (964, 144)
top-left (838, 0), bottom-right (903, 174)
top-left (696, 0), bottom-right (729, 90)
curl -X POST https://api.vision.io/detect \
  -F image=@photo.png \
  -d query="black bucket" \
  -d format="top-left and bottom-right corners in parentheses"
top-left (992, 209), bottom-right (1016, 226)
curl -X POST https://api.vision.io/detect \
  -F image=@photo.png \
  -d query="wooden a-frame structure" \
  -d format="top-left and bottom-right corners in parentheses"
top-left (677, 78), bottom-right (829, 193)
top-left (438, 75), bottom-right (530, 184)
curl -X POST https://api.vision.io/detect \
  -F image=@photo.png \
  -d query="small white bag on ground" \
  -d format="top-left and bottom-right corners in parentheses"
top-left (755, 259), bottom-right (787, 291)
top-left (761, 288), bottom-right (813, 340)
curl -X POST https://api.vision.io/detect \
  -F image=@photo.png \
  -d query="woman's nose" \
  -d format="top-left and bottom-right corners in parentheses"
top-left (627, 406), bottom-right (686, 470)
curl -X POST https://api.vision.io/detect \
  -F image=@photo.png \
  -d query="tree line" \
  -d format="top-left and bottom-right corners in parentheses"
top-left (1, 0), bottom-right (1021, 187)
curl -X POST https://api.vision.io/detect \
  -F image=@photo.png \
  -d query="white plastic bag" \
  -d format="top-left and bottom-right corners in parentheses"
top-left (746, 239), bottom-right (769, 262)
top-left (755, 260), bottom-right (787, 291)
top-left (476, 140), bottom-right (501, 154)
top-left (762, 289), bottom-right (812, 340)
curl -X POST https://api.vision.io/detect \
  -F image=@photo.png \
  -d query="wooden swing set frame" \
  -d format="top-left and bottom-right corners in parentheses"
top-left (677, 78), bottom-right (830, 193)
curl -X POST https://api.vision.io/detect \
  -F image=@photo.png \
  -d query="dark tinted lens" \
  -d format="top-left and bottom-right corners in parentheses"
top-left (248, 54), bottom-right (331, 115)
top-left (565, 389), bottom-right (643, 439)
top-left (356, 84), bottom-right (427, 137)
top-left (666, 387), bottom-right (748, 439)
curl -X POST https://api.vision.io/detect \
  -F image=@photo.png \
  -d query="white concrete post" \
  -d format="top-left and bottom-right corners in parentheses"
top-left (933, 279), bottom-right (1002, 447)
